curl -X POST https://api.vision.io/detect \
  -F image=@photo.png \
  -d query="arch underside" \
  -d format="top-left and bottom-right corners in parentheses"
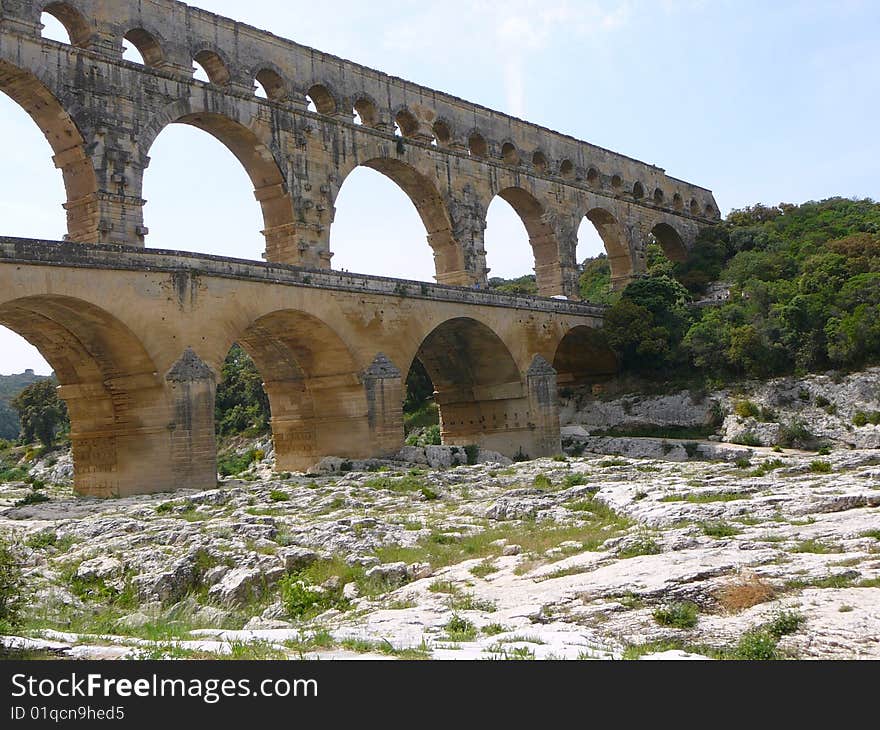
top-left (359, 158), bottom-right (464, 283)
top-left (585, 208), bottom-right (632, 288)
top-left (496, 187), bottom-right (560, 295)
top-left (651, 222), bottom-right (688, 262)
top-left (414, 317), bottom-right (527, 447)
top-left (0, 296), bottom-right (162, 496)
top-left (0, 58), bottom-right (99, 242)
top-left (234, 309), bottom-right (370, 469)
top-left (154, 112), bottom-right (296, 260)
top-left (553, 326), bottom-right (618, 387)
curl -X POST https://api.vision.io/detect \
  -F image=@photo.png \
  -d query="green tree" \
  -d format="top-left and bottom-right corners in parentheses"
top-left (214, 345), bottom-right (271, 436)
top-left (404, 358), bottom-right (434, 413)
top-left (11, 379), bottom-right (68, 447)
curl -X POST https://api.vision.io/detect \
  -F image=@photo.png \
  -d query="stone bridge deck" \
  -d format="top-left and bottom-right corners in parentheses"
top-left (0, 237), bottom-right (616, 497)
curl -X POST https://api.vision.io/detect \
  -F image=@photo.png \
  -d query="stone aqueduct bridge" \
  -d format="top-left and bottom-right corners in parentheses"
top-left (0, 238), bottom-right (615, 497)
top-left (0, 0), bottom-right (720, 496)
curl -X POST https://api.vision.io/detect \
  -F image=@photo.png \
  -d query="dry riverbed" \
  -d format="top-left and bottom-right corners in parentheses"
top-left (1, 446), bottom-right (879, 660)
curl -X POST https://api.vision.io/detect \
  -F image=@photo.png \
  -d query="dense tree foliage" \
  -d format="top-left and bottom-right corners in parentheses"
top-left (488, 274), bottom-right (537, 296)
top-left (11, 379), bottom-right (68, 448)
top-left (601, 198), bottom-right (880, 379)
top-left (0, 371), bottom-right (44, 440)
top-left (214, 344), bottom-right (271, 436)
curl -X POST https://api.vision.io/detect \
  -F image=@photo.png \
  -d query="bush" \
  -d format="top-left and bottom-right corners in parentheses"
top-left (767, 610), bottom-right (805, 638)
top-left (809, 460), bottom-right (832, 473)
top-left (217, 449), bottom-right (261, 477)
top-left (444, 614), bottom-right (477, 642)
top-left (735, 629), bottom-right (778, 660)
top-left (853, 411), bottom-right (880, 427)
top-left (0, 535), bottom-right (26, 630)
top-left (653, 601), bottom-right (698, 629)
top-left (779, 419), bottom-right (813, 448)
top-left (279, 575), bottom-right (334, 619)
top-left (734, 400), bottom-right (761, 419)
top-left (533, 474), bottom-right (552, 489)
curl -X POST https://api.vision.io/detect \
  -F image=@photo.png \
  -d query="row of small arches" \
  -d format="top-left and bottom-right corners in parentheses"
top-left (36, 2), bottom-right (715, 218)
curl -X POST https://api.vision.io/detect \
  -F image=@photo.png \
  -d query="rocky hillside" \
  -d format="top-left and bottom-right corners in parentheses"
top-left (561, 367), bottom-right (880, 453)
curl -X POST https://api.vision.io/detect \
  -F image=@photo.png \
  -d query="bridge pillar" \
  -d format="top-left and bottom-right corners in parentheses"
top-left (362, 354), bottom-right (405, 456)
top-left (442, 186), bottom-right (489, 287)
top-left (58, 363), bottom-right (210, 498)
top-left (526, 355), bottom-right (562, 456)
top-left (268, 373), bottom-right (373, 471)
top-left (165, 348), bottom-right (218, 491)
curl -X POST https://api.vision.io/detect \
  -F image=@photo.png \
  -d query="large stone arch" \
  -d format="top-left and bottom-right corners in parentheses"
top-left (583, 207), bottom-right (633, 290)
top-left (0, 294), bottom-right (170, 496)
top-left (0, 58), bottom-right (100, 242)
top-left (334, 157), bottom-right (464, 285)
top-left (651, 221), bottom-right (688, 262)
top-left (228, 309), bottom-right (373, 471)
top-left (411, 316), bottom-right (535, 454)
top-left (552, 325), bottom-right (618, 388)
top-left (139, 100), bottom-right (296, 261)
top-left (493, 186), bottom-right (561, 296)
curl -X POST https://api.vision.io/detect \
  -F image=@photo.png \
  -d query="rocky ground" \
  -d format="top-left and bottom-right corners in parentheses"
top-left (1, 440), bottom-right (879, 661)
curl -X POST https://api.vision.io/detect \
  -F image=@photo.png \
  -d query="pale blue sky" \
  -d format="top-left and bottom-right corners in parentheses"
top-left (1, 0), bottom-right (879, 374)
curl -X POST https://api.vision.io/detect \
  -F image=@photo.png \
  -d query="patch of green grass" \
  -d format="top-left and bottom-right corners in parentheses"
top-left (766, 610), bottom-right (805, 638)
top-left (533, 474), bottom-right (552, 489)
top-left (446, 592), bottom-right (496, 613)
top-left (790, 539), bottom-right (842, 554)
top-left (561, 473), bottom-right (588, 488)
top-left (734, 457), bottom-right (751, 469)
top-left (374, 506), bottom-right (631, 571)
top-left (469, 559), bottom-right (498, 578)
top-left (858, 577), bottom-right (880, 588)
top-left (542, 565), bottom-right (591, 580)
top-left (482, 623), bottom-right (507, 636)
top-left (551, 454), bottom-right (568, 463)
top-left (786, 574), bottom-right (855, 590)
top-left (444, 614), bottom-right (477, 642)
top-left (428, 580), bottom-right (458, 594)
top-left (269, 489), bottom-right (289, 502)
top-left (618, 531), bottom-right (661, 559)
top-left (748, 459), bottom-right (786, 477)
top-left (653, 601), bottom-right (698, 629)
top-left (598, 458), bottom-right (628, 468)
top-left (701, 521), bottom-right (741, 538)
top-left (809, 460), bottom-right (832, 474)
top-left (362, 475), bottom-right (428, 494)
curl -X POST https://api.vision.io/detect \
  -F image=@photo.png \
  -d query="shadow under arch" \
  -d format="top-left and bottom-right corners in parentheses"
top-left (553, 325), bottom-right (618, 388)
top-left (141, 104), bottom-right (295, 261)
top-left (230, 309), bottom-right (370, 471)
top-left (340, 157), bottom-right (464, 284)
top-left (0, 295), bottom-right (165, 497)
top-left (584, 208), bottom-right (633, 290)
top-left (494, 187), bottom-right (561, 296)
top-left (0, 58), bottom-right (99, 242)
top-left (651, 222), bottom-right (688, 262)
top-left (412, 317), bottom-right (527, 452)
